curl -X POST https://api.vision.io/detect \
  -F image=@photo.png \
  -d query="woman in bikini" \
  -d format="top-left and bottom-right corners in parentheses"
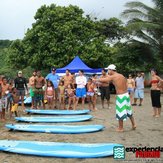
top-left (58, 81), bottom-right (65, 110)
top-left (66, 83), bottom-right (76, 110)
top-left (150, 69), bottom-right (163, 117)
top-left (127, 74), bottom-right (135, 104)
top-left (86, 78), bottom-right (96, 111)
top-left (45, 80), bottom-right (55, 109)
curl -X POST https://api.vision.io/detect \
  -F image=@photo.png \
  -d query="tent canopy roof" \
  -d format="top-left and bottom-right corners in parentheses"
top-left (56, 56), bottom-right (101, 73)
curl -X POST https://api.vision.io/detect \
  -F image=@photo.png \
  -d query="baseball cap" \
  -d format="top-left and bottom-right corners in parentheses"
top-left (51, 67), bottom-right (56, 71)
top-left (18, 71), bottom-right (22, 74)
top-left (106, 64), bottom-right (116, 70)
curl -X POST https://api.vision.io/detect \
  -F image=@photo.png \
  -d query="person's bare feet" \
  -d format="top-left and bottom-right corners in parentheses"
top-left (132, 125), bottom-right (136, 130)
top-left (92, 108), bottom-right (98, 111)
top-left (155, 115), bottom-right (160, 118)
top-left (116, 128), bottom-right (124, 132)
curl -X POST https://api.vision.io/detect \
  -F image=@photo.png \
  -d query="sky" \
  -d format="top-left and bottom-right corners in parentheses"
top-left (0, 0), bottom-right (153, 40)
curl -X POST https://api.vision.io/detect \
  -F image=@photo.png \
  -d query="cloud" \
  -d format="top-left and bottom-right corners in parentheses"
top-left (0, 0), bottom-right (152, 40)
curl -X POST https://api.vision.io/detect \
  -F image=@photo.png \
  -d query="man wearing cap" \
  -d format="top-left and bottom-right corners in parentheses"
top-left (14, 71), bottom-right (28, 110)
top-left (93, 64), bottom-right (136, 132)
top-left (45, 67), bottom-right (60, 108)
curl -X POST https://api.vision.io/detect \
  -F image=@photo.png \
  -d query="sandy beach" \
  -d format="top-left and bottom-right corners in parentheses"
top-left (0, 89), bottom-right (163, 163)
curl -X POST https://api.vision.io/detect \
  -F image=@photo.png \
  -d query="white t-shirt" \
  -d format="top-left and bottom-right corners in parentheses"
top-left (135, 76), bottom-right (144, 89)
top-left (76, 76), bottom-right (87, 88)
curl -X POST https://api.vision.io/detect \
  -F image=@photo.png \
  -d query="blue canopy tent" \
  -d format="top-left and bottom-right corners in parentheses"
top-left (56, 56), bottom-right (102, 74)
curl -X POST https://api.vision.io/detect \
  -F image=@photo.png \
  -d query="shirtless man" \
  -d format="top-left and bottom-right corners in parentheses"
top-left (29, 70), bottom-right (37, 109)
top-left (34, 71), bottom-right (45, 109)
top-left (1, 77), bottom-right (9, 120)
top-left (61, 69), bottom-right (74, 88)
top-left (99, 69), bottom-right (110, 108)
top-left (94, 64), bottom-right (136, 132)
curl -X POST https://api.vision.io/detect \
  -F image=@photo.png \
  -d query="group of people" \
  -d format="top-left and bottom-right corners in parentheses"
top-left (0, 64), bottom-right (162, 132)
top-left (30, 68), bottom-right (111, 111)
top-left (127, 70), bottom-right (163, 118)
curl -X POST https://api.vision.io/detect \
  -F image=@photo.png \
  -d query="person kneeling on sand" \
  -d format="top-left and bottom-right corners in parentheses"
top-left (93, 64), bottom-right (136, 132)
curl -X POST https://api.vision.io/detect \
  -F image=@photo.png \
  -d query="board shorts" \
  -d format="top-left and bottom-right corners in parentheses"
top-left (11, 104), bottom-right (18, 112)
top-left (116, 92), bottom-right (133, 121)
top-left (134, 89), bottom-right (144, 99)
top-left (34, 88), bottom-right (44, 101)
top-left (100, 86), bottom-right (110, 100)
top-left (1, 96), bottom-right (7, 110)
top-left (0, 99), bottom-right (4, 112)
top-left (17, 89), bottom-right (25, 96)
top-left (76, 88), bottom-right (86, 98)
top-left (30, 88), bottom-right (35, 97)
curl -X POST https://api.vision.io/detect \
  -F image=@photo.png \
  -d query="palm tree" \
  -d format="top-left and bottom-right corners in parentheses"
top-left (121, 0), bottom-right (163, 61)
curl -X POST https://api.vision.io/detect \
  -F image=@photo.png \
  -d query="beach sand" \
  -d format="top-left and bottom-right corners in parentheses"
top-left (0, 89), bottom-right (163, 163)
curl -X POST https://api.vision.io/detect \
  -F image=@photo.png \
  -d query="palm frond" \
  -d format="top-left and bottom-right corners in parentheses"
top-left (121, 9), bottom-right (148, 19)
top-left (127, 19), bottom-right (161, 31)
top-left (124, 1), bottom-right (154, 12)
top-left (131, 30), bottom-right (159, 48)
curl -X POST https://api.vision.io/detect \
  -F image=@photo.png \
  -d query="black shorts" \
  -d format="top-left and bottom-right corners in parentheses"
top-left (100, 86), bottom-right (110, 100)
top-left (151, 90), bottom-right (161, 108)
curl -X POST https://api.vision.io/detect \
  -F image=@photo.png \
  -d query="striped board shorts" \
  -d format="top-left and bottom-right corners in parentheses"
top-left (116, 92), bottom-right (133, 120)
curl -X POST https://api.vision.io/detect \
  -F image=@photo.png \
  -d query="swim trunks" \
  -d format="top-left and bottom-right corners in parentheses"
top-left (116, 92), bottom-right (133, 120)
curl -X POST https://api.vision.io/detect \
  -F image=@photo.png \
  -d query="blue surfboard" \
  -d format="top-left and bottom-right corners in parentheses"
top-left (25, 109), bottom-right (90, 115)
top-left (0, 140), bottom-right (123, 158)
top-left (15, 115), bottom-right (92, 123)
top-left (24, 97), bottom-right (32, 104)
top-left (5, 124), bottom-right (104, 134)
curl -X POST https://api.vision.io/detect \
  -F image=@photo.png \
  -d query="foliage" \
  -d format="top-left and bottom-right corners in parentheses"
top-left (7, 4), bottom-right (126, 70)
top-left (4, 2), bottom-right (162, 75)
top-left (121, 0), bottom-right (163, 62)
top-left (95, 17), bottom-right (127, 41)
top-left (112, 42), bottom-right (158, 74)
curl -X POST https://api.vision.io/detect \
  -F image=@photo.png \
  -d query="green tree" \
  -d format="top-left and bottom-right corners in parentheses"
top-left (113, 42), bottom-right (156, 74)
top-left (121, 0), bottom-right (163, 63)
top-left (7, 39), bottom-right (27, 69)
top-left (8, 4), bottom-right (111, 69)
top-left (96, 17), bottom-right (127, 41)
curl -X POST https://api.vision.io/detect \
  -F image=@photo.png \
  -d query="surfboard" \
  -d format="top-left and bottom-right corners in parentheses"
top-left (0, 140), bottom-right (123, 158)
top-left (24, 97), bottom-right (47, 104)
top-left (15, 115), bottom-right (93, 123)
top-left (5, 124), bottom-right (104, 134)
top-left (25, 109), bottom-right (90, 115)
top-left (24, 97), bottom-right (32, 104)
